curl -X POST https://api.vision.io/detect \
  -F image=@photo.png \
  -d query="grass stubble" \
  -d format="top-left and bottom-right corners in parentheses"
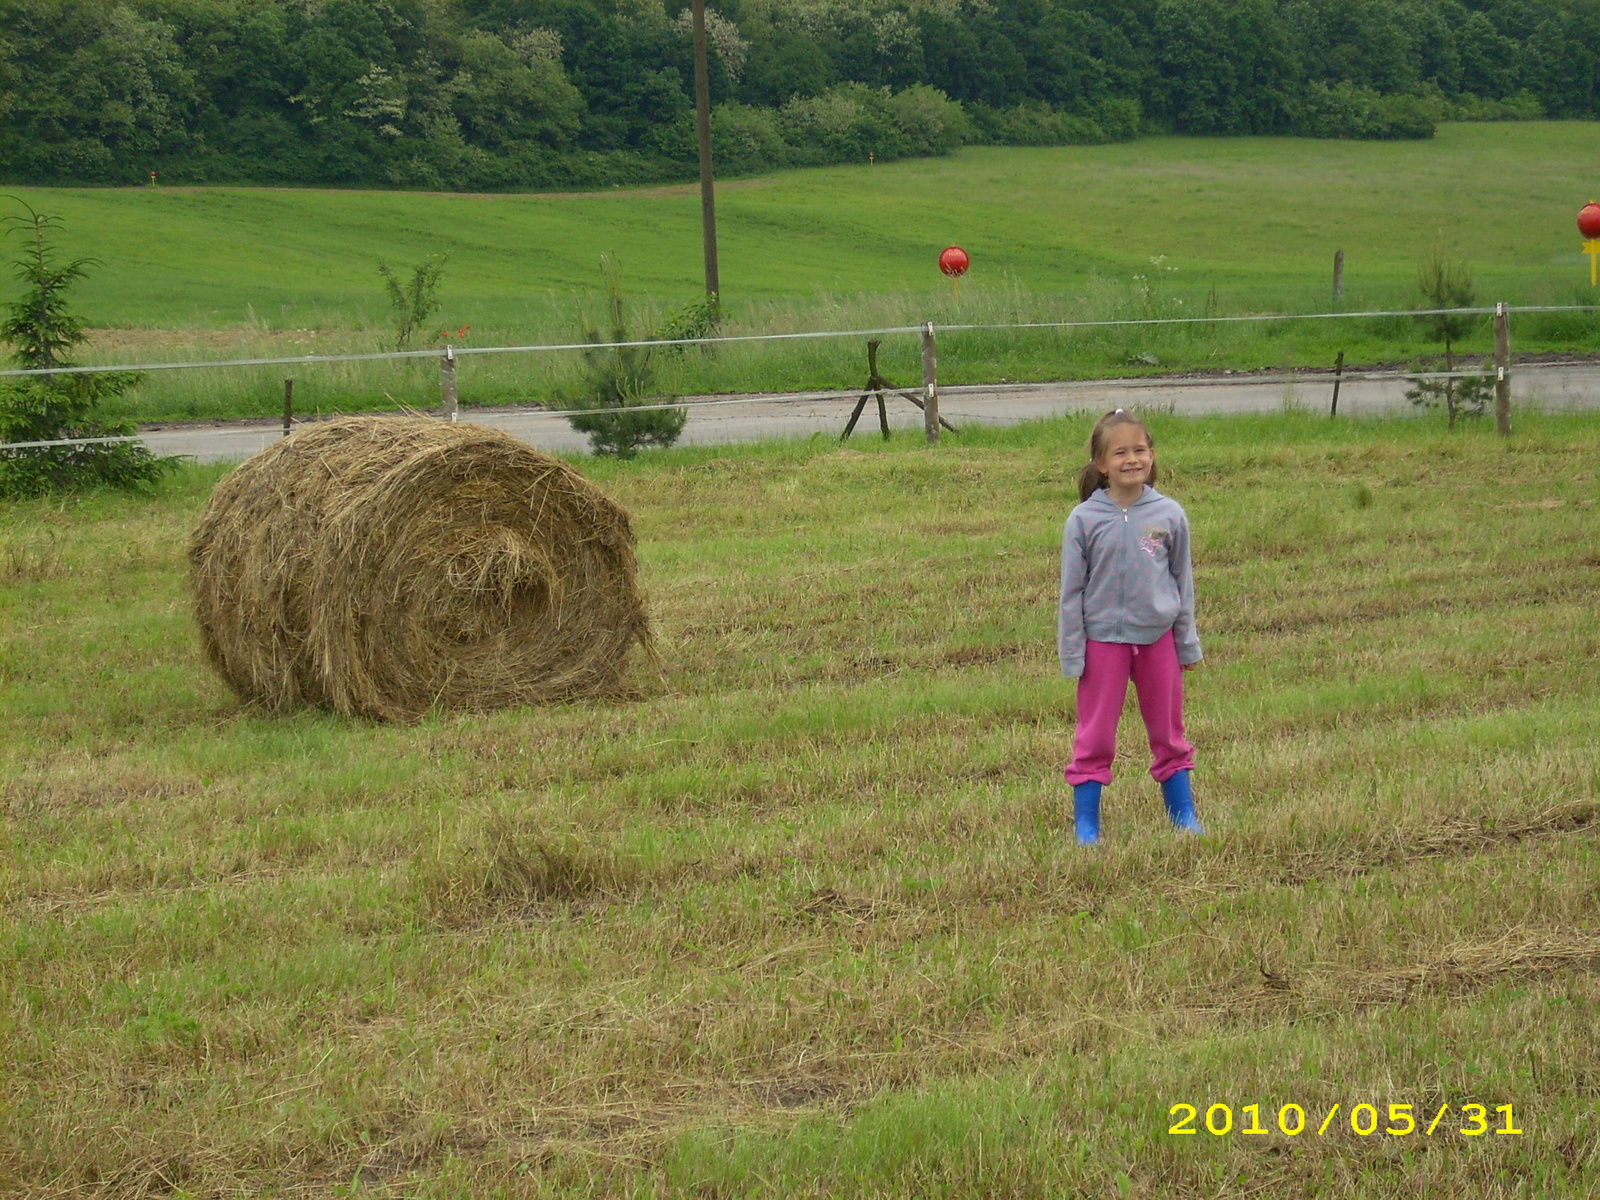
top-left (0, 410), bottom-right (1597, 1198)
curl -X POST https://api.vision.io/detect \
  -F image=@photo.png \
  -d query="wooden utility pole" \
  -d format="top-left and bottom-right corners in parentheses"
top-left (921, 322), bottom-right (940, 444)
top-left (441, 345), bottom-right (458, 421)
top-left (1332, 249), bottom-right (1344, 300)
top-left (1493, 302), bottom-right (1511, 436)
top-left (691, 0), bottom-right (720, 316)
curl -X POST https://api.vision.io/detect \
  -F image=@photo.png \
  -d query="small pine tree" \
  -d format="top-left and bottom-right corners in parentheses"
top-left (0, 201), bottom-right (170, 498)
top-left (561, 257), bottom-right (686, 459)
top-left (1406, 241), bottom-right (1490, 429)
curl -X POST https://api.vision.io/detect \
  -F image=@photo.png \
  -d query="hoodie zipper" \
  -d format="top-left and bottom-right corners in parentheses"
top-left (1118, 504), bottom-right (1130, 639)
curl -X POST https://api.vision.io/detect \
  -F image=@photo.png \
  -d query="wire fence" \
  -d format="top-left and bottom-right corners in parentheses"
top-left (4, 304), bottom-right (1597, 452)
top-left (4, 304), bottom-right (1590, 381)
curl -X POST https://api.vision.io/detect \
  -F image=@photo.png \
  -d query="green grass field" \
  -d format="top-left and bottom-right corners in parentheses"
top-left (3, 410), bottom-right (1597, 1196)
top-left (6, 122), bottom-right (1600, 424)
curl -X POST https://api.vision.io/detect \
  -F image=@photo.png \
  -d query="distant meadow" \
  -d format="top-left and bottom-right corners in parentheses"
top-left (6, 124), bottom-right (1600, 423)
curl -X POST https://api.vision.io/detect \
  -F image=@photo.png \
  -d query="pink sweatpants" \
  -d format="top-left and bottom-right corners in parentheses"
top-left (1065, 631), bottom-right (1195, 786)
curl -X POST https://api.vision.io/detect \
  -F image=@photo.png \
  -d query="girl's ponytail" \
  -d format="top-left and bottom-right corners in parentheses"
top-left (1077, 460), bottom-right (1108, 502)
top-left (1077, 409), bottom-right (1156, 502)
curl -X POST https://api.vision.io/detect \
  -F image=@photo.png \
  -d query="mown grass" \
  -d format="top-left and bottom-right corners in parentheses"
top-left (8, 123), bottom-right (1600, 423)
top-left (1, 410), bottom-right (1598, 1197)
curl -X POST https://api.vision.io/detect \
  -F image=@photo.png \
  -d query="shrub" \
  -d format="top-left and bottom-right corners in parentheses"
top-left (703, 103), bottom-right (792, 177)
top-left (656, 86), bottom-right (970, 176)
top-left (1443, 90), bottom-right (1545, 122)
top-left (884, 86), bottom-right (972, 157)
top-left (376, 255), bottom-right (446, 350)
top-left (780, 84), bottom-right (907, 165)
top-left (964, 98), bottom-right (1141, 147)
top-left (657, 294), bottom-right (720, 350)
top-left (1293, 83), bottom-right (1436, 140)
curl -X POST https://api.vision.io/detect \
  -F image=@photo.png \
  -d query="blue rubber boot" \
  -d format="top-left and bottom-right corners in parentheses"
top-left (1073, 781), bottom-right (1103, 846)
top-left (1160, 770), bottom-right (1205, 835)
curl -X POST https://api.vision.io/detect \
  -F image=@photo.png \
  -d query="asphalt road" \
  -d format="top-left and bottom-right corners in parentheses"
top-left (139, 362), bottom-right (1600, 463)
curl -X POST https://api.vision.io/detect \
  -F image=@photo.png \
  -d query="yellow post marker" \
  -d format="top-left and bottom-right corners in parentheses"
top-left (1587, 239), bottom-right (1600, 287)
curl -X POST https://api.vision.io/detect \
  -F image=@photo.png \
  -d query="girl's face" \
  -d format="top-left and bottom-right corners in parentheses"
top-left (1095, 423), bottom-right (1154, 495)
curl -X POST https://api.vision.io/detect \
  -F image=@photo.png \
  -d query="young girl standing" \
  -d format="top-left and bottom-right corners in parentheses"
top-left (1058, 409), bottom-right (1204, 846)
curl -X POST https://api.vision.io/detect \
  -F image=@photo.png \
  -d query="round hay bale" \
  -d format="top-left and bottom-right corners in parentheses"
top-left (188, 416), bottom-right (649, 721)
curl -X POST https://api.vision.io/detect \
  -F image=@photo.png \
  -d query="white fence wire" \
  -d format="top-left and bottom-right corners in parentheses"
top-left (3, 304), bottom-right (1596, 452)
top-left (4, 304), bottom-right (1589, 380)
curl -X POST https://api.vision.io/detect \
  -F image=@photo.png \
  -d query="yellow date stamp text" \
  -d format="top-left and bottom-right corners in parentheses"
top-left (1167, 1102), bottom-right (1522, 1138)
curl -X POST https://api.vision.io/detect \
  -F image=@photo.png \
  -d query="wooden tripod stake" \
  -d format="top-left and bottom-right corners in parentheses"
top-left (840, 338), bottom-right (957, 442)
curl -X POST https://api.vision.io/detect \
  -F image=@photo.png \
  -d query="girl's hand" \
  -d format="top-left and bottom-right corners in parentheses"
top-left (1181, 661), bottom-right (1201, 672)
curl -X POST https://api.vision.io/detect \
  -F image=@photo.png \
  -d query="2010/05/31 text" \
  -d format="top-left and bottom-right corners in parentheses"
top-left (1168, 1103), bottom-right (1522, 1138)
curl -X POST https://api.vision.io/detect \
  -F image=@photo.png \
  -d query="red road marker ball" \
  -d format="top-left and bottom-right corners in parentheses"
top-left (1579, 201), bottom-right (1600, 240)
top-left (939, 246), bottom-right (970, 277)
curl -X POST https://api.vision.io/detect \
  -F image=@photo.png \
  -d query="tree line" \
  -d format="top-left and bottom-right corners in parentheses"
top-left (0, 0), bottom-right (1591, 191)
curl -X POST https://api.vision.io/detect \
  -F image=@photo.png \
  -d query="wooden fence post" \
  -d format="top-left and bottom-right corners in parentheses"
top-left (1329, 351), bottom-right (1344, 417)
top-left (1332, 249), bottom-right (1344, 301)
top-left (441, 345), bottom-right (458, 422)
top-left (282, 379), bottom-right (294, 437)
top-left (921, 321), bottom-right (939, 444)
top-left (1493, 302), bottom-right (1511, 437)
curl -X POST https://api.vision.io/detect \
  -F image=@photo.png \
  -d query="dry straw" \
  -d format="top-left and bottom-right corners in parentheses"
top-left (188, 415), bottom-right (649, 721)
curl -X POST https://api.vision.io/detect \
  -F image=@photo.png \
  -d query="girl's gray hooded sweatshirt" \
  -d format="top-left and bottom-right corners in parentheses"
top-left (1058, 485), bottom-right (1202, 678)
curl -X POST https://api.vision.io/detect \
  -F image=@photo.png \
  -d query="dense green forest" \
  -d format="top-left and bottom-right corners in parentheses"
top-left (0, 0), bottom-right (1587, 190)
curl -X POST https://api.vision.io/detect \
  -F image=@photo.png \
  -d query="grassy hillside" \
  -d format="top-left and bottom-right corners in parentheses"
top-left (5, 123), bottom-right (1600, 421)
top-left (9, 123), bottom-right (1600, 325)
top-left (2, 410), bottom-right (1597, 1195)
